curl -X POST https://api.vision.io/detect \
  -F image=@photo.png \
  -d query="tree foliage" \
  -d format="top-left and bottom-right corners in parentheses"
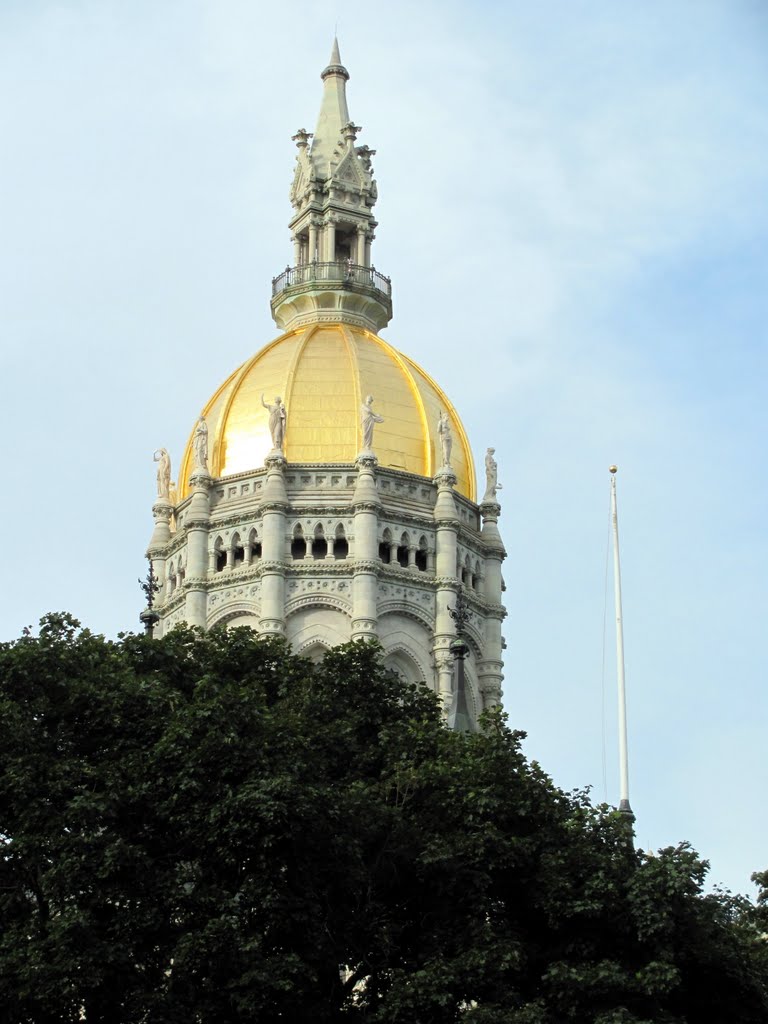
top-left (1, 614), bottom-right (766, 1023)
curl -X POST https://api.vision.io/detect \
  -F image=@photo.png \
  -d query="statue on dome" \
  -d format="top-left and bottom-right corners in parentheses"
top-left (483, 447), bottom-right (502, 502)
top-left (153, 448), bottom-right (172, 500)
top-left (193, 415), bottom-right (209, 471)
top-left (360, 394), bottom-right (384, 451)
top-left (261, 394), bottom-right (287, 450)
top-left (437, 411), bottom-right (453, 468)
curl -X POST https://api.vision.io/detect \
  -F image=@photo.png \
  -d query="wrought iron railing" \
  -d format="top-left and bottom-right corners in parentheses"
top-left (271, 261), bottom-right (392, 298)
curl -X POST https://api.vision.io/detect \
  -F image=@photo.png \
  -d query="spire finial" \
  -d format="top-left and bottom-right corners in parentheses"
top-left (322, 36), bottom-right (349, 81)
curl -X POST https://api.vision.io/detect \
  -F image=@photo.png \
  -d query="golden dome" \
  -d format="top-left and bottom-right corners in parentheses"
top-left (178, 323), bottom-right (475, 500)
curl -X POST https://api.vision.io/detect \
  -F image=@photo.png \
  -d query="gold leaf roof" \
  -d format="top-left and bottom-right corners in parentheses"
top-left (178, 323), bottom-right (475, 499)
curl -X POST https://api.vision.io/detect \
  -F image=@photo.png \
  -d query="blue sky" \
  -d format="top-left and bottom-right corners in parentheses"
top-left (1, 0), bottom-right (766, 896)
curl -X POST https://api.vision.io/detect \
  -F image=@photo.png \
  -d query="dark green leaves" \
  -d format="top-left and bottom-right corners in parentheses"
top-left (1, 616), bottom-right (765, 1023)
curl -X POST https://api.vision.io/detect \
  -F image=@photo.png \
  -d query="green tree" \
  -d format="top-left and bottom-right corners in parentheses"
top-left (1, 614), bottom-right (766, 1023)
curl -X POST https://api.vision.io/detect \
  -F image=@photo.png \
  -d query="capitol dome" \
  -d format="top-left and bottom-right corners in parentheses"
top-left (145, 41), bottom-right (506, 728)
top-left (178, 322), bottom-right (476, 500)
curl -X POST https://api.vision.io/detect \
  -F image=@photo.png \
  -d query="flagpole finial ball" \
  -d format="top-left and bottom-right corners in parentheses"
top-left (609, 465), bottom-right (618, 474)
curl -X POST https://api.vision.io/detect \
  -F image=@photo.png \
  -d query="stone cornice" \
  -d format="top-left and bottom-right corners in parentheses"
top-left (284, 505), bottom-right (355, 518)
top-left (285, 562), bottom-right (354, 577)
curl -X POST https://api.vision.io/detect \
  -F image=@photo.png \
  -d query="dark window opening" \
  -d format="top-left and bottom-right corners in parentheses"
top-left (216, 551), bottom-right (227, 572)
top-left (415, 549), bottom-right (427, 572)
top-left (312, 536), bottom-right (328, 559)
top-left (251, 541), bottom-right (262, 560)
top-left (291, 537), bottom-right (307, 560)
top-left (396, 545), bottom-right (409, 568)
top-left (379, 542), bottom-right (391, 563)
top-left (334, 537), bottom-right (349, 559)
top-left (233, 545), bottom-right (245, 568)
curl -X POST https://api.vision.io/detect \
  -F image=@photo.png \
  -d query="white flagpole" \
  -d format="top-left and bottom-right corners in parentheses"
top-left (609, 466), bottom-right (633, 816)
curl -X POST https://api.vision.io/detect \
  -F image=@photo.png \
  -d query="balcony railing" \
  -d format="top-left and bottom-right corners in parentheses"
top-left (271, 261), bottom-right (391, 299)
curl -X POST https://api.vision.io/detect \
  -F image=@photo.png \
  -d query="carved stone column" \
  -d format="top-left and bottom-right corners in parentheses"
top-left (308, 218), bottom-right (319, 263)
top-left (352, 452), bottom-right (381, 640)
top-left (432, 468), bottom-right (460, 716)
top-left (324, 213), bottom-right (337, 262)
top-left (185, 470), bottom-right (212, 627)
top-left (146, 499), bottom-right (173, 607)
top-left (478, 500), bottom-right (506, 710)
top-left (356, 223), bottom-right (367, 265)
top-left (407, 544), bottom-right (417, 570)
top-left (259, 453), bottom-right (289, 635)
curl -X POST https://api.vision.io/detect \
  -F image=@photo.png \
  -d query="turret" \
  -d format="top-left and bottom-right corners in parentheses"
top-left (271, 40), bottom-right (392, 333)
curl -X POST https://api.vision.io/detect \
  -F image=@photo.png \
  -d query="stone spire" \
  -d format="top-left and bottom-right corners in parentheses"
top-left (272, 41), bottom-right (391, 334)
top-left (310, 38), bottom-right (351, 176)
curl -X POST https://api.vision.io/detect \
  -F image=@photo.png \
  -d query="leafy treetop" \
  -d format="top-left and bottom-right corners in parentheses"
top-left (1, 614), bottom-right (766, 1023)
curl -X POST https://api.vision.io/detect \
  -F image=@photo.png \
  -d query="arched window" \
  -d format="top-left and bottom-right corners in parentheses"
top-left (333, 523), bottom-right (349, 560)
top-left (291, 524), bottom-right (307, 560)
top-left (415, 535), bottom-right (428, 573)
top-left (248, 528), bottom-right (262, 563)
top-left (311, 524), bottom-right (328, 560)
top-left (232, 532), bottom-right (244, 569)
top-left (471, 559), bottom-right (481, 592)
top-left (396, 532), bottom-right (410, 568)
top-left (214, 537), bottom-right (227, 573)
top-left (379, 527), bottom-right (392, 563)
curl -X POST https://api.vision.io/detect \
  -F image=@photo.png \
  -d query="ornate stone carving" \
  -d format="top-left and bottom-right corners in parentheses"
top-left (261, 394), bottom-right (287, 451)
top-left (153, 448), bottom-right (171, 500)
top-left (360, 395), bottom-right (384, 451)
top-left (437, 411), bottom-right (452, 468)
top-left (193, 415), bottom-right (209, 471)
top-left (483, 447), bottom-right (502, 502)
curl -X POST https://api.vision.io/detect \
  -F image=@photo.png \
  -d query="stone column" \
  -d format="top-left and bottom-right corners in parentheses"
top-left (324, 214), bottom-right (336, 262)
top-left (185, 470), bottom-right (212, 627)
top-left (356, 224), bottom-right (366, 265)
top-left (432, 468), bottom-right (460, 716)
top-left (351, 453), bottom-right (381, 640)
top-left (478, 499), bottom-right (506, 710)
top-left (259, 453), bottom-right (289, 635)
top-left (407, 543), bottom-right (417, 570)
top-left (146, 499), bottom-right (173, 604)
top-left (308, 219), bottom-right (319, 263)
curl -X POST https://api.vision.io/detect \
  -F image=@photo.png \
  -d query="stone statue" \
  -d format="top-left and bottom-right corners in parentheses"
top-left (360, 394), bottom-right (384, 451)
top-left (261, 394), bottom-right (287, 450)
top-left (153, 448), bottom-right (171, 500)
top-left (483, 447), bottom-right (502, 502)
top-left (193, 415), bottom-right (208, 471)
top-left (437, 410), bottom-right (453, 468)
